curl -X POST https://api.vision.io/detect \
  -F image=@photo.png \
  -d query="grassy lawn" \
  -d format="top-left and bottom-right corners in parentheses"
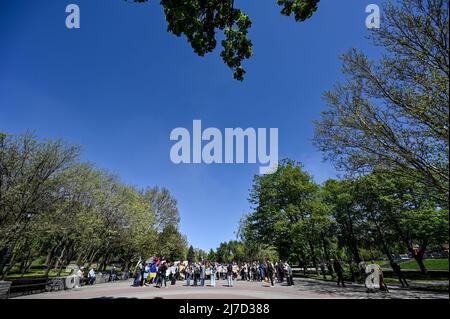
top-left (399, 259), bottom-right (449, 271)
top-left (5, 269), bottom-right (72, 279)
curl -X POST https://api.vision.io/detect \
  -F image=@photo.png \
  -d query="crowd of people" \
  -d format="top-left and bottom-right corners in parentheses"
top-left (73, 257), bottom-right (405, 292)
top-left (132, 258), bottom-right (295, 288)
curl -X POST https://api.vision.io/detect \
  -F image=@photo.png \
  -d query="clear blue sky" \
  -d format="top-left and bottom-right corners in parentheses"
top-left (0, 0), bottom-right (375, 251)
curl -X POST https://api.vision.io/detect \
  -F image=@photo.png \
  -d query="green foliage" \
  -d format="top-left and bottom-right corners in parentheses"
top-left (399, 259), bottom-right (449, 271)
top-left (277, 0), bottom-right (320, 21)
top-left (0, 133), bottom-right (185, 277)
top-left (187, 245), bottom-right (196, 262)
top-left (240, 158), bottom-right (449, 274)
top-left (207, 248), bottom-right (216, 261)
top-left (314, 0), bottom-right (449, 204)
top-left (156, 224), bottom-right (188, 261)
top-left (125, 0), bottom-right (319, 80)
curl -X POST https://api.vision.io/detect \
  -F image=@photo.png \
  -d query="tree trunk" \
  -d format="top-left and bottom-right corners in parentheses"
top-left (308, 241), bottom-right (319, 275)
top-left (412, 249), bottom-right (427, 274)
top-left (0, 248), bottom-right (11, 278)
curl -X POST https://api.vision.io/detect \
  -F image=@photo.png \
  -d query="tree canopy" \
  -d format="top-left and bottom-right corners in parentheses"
top-left (0, 133), bottom-right (185, 277)
top-left (314, 0), bottom-right (449, 205)
top-left (125, 0), bottom-right (320, 80)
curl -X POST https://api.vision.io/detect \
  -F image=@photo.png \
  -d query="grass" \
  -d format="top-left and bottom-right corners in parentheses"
top-left (5, 268), bottom-right (72, 279)
top-left (399, 259), bottom-right (449, 271)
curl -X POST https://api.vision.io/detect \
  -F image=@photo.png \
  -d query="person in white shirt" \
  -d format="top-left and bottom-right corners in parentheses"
top-left (88, 268), bottom-right (96, 285)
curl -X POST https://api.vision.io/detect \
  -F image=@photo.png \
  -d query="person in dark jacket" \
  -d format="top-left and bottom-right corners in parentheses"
top-left (333, 259), bottom-right (346, 287)
top-left (266, 260), bottom-right (275, 287)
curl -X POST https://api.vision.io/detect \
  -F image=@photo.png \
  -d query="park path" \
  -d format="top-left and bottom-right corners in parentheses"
top-left (14, 277), bottom-right (448, 299)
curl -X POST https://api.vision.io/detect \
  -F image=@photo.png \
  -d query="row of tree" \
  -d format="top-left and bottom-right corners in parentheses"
top-left (185, 240), bottom-right (279, 265)
top-left (239, 0), bottom-right (449, 276)
top-left (0, 133), bottom-right (187, 278)
top-left (239, 159), bottom-right (448, 275)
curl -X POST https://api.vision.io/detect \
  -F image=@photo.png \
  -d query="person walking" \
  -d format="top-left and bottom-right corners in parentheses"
top-left (333, 259), bottom-right (346, 287)
top-left (195, 263), bottom-right (201, 286)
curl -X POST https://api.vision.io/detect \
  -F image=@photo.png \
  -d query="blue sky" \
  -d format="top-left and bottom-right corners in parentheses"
top-left (0, 0), bottom-right (376, 251)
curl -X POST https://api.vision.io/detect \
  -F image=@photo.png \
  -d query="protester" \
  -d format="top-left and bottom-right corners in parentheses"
top-left (141, 263), bottom-right (150, 286)
top-left (156, 262), bottom-right (168, 288)
top-left (266, 260), bottom-right (275, 287)
top-left (210, 262), bottom-right (217, 287)
top-left (200, 262), bottom-right (206, 287)
top-left (226, 262), bottom-right (234, 287)
top-left (185, 264), bottom-right (192, 286)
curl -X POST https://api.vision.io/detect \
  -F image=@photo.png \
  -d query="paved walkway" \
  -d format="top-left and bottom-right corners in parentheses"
top-left (14, 277), bottom-right (448, 299)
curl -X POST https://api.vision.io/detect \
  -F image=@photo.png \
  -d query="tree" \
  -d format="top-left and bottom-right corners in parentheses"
top-left (0, 132), bottom-right (189, 277)
top-left (187, 245), bottom-right (196, 262)
top-left (156, 224), bottom-right (188, 261)
top-left (354, 171), bottom-right (448, 274)
top-left (314, 0), bottom-right (449, 205)
top-left (145, 186), bottom-right (180, 231)
top-left (125, 0), bottom-right (320, 80)
top-left (207, 248), bottom-right (216, 261)
top-left (322, 179), bottom-right (364, 264)
top-left (241, 159), bottom-right (331, 268)
top-left (0, 133), bottom-right (80, 276)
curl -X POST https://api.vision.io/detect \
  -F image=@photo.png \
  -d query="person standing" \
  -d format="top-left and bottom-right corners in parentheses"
top-left (143, 264), bottom-right (150, 286)
top-left (210, 262), bottom-right (217, 287)
top-left (155, 262), bottom-right (167, 288)
top-left (266, 260), bottom-right (275, 287)
top-left (88, 268), bottom-right (96, 285)
top-left (226, 262), bottom-right (234, 287)
top-left (110, 266), bottom-right (117, 282)
top-left (185, 264), bottom-right (192, 286)
top-left (284, 262), bottom-right (294, 286)
top-left (333, 259), bottom-right (346, 287)
top-left (200, 263), bottom-right (206, 287)
top-left (259, 261), bottom-right (266, 282)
